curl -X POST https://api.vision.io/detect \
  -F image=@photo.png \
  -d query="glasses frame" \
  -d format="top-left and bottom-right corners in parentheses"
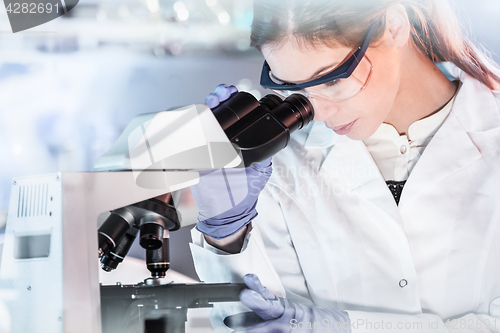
top-left (260, 18), bottom-right (382, 91)
top-left (279, 55), bottom-right (373, 104)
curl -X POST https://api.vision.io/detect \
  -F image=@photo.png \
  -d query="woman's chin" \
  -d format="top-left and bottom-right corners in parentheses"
top-left (345, 131), bottom-right (366, 141)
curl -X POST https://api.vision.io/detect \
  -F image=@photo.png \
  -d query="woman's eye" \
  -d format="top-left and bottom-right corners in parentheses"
top-left (324, 79), bottom-right (341, 87)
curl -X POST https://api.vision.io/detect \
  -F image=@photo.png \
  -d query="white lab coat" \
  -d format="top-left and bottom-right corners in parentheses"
top-left (190, 66), bottom-right (500, 332)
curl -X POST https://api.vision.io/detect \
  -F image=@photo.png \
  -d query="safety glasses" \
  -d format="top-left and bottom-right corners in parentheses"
top-left (260, 18), bottom-right (381, 103)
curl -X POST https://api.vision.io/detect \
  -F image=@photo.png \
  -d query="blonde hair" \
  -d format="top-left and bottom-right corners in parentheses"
top-left (251, 0), bottom-right (500, 90)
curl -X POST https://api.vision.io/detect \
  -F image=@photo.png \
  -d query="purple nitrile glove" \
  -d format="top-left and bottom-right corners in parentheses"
top-left (190, 84), bottom-right (272, 240)
top-left (224, 274), bottom-right (352, 333)
top-left (205, 83), bottom-right (238, 109)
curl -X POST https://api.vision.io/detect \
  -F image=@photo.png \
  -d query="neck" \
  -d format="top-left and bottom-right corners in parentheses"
top-left (384, 46), bottom-right (458, 135)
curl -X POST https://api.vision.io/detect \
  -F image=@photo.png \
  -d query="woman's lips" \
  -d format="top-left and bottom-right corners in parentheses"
top-left (332, 120), bottom-right (357, 135)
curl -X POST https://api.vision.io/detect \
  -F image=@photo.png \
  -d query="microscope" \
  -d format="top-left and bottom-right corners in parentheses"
top-left (0, 92), bottom-right (313, 333)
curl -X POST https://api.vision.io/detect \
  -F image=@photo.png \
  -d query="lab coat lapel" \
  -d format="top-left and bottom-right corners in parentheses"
top-left (399, 76), bottom-right (497, 207)
top-left (398, 113), bottom-right (480, 207)
top-left (327, 136), bottom-right (404, 223)
top-left (304, 122), bottom-right (403, 225)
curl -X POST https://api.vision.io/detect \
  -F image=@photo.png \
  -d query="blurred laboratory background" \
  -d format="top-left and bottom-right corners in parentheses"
top-left (0, 0), bottom-right (499, 280)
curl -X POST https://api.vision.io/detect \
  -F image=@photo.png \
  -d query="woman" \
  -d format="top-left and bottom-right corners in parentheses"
top-left (190, 0), bottom-right (500, 332)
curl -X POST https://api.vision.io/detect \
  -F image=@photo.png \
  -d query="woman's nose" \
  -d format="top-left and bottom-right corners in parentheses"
top-left (310, 98), bottom-right (340, 122)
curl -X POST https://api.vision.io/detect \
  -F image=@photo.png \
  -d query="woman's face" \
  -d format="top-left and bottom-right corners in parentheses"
top-left (262, 38), bottom-right (402, 140)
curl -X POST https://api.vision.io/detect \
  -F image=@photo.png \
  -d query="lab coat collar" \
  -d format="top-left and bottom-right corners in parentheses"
top-left (399, 72), bottom-right (499, 206)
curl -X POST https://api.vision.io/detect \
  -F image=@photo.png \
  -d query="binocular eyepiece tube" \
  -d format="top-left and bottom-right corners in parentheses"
top-left (211, 92), bottom-right (314, 166)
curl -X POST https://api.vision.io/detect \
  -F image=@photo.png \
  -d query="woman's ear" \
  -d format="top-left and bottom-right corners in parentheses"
top-left (382, 4), bottom-right (411, 48)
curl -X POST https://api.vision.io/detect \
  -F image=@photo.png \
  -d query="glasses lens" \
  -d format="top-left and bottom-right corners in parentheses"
top-left (270, 56), bottom-right (373, 104)
top-left (307, 55), bottom-right (372, 102)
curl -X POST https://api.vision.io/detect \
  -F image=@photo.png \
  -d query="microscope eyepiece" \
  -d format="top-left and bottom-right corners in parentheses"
top-left (271, 94), bottom-right (315, 131)
top-left (212, 92), bottom-right (314, 166)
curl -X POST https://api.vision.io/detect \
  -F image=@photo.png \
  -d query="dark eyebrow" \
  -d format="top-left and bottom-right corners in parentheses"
top-left (308, 62), bottom-right (340, 80)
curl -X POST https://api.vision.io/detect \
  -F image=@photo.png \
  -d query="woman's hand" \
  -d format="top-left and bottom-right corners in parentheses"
top-left (205, 83), bottom-right (238, 108)
top-left (225, 274), bottom-right (352, 332)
